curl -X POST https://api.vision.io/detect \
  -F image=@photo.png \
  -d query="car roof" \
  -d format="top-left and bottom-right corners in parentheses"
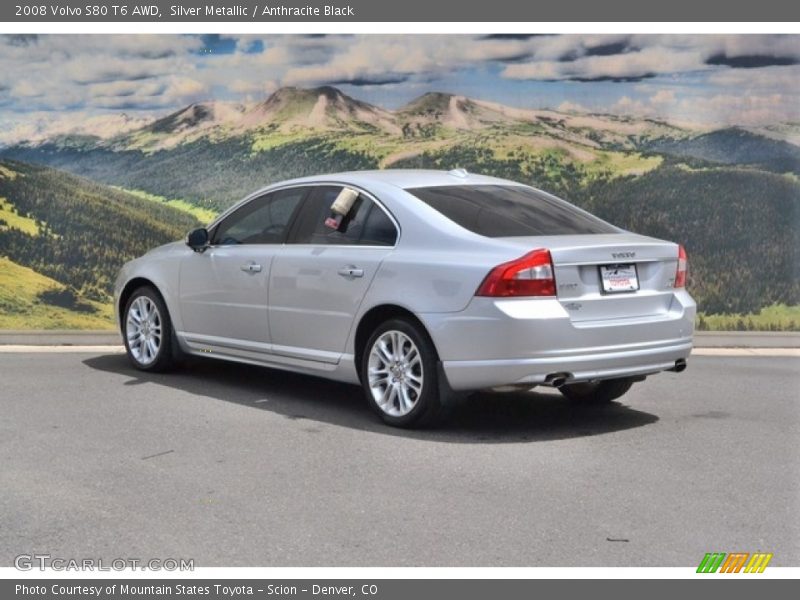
top-left (271, 169), bottom-right (522, 190)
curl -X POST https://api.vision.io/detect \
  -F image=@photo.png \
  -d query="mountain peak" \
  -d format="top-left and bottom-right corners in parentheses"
top-left (146, 103), bottom-right (215, 135)
top-left (400, 92), bottom-right (459, 115)
top-left (263, 85), bottom-right (349, 105)
top-left (245, 85), bottom-right (398, 134)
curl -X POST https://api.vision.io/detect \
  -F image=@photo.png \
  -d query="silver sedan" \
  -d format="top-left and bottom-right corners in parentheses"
top-left (114, 169), bottom-right (695, 427)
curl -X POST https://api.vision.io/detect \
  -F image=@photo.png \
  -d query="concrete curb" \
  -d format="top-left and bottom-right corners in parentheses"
top-left (0, 330), bottom-right (798, 348)
top-left (0, 345), bottom-right (797, 357)
top-left (0, 330), bottom-right (121, 346)
top-left (692, 331), bottom-right (800, 348)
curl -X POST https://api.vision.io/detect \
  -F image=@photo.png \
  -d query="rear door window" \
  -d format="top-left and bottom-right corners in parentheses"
top-left (290, 185), bottom-right (398, 246)
top-left (406, 185), bottom-right (618, 237)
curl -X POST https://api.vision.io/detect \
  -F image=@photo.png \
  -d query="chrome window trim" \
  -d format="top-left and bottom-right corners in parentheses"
top-left (206, 181), bottom-right (401, 249)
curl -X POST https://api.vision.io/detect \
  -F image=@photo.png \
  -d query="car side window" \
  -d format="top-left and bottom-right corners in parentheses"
top-left (212, 187), bottom-right (307, 245)
top-left (291, 186), bottom-right (397, 246)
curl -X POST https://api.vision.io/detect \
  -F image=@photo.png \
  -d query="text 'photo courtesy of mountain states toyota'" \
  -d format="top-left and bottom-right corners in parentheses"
top-left (115, 169), bottom-right (695, 428)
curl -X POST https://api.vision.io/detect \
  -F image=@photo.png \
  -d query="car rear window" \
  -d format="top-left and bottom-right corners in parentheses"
top-left (406, 184), bottom-right (618, 237)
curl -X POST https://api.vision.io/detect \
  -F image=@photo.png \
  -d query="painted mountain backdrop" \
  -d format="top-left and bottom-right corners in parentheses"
top-left (1, 86), bottom-right (798, 329)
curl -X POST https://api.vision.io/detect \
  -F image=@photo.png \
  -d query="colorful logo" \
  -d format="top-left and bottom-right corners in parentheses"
top-left (697, 552), bottom-right (773, 573)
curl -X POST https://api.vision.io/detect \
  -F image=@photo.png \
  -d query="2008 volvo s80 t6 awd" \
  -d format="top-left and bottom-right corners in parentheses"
top-left (115, 169), bottom-right (695, 427)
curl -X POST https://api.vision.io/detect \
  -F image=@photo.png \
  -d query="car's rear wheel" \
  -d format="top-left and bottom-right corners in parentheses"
top-left (123, 286), bottom-right (176, 372)
top-left (361, 318), bottom-right (446, 428)
top-left (559, 377), bottom-right (635, 404)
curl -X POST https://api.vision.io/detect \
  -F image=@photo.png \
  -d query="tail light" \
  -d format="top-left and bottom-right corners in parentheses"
top-left (675, 244), bottom-right (688, 288)
top-left (476, 249), bottom-right (556, 297)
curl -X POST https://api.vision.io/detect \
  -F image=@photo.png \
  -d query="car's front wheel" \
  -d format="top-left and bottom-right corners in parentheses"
top-left (559, 377), bottom-right (635, 405)
top-left (123, 286), bottom-right (176, 372)
top-left (361, 318), bottom-right (446, 428)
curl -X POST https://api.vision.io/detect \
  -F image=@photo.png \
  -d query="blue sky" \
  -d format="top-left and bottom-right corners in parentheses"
top-left (0, 34), bottom-right (798, 143)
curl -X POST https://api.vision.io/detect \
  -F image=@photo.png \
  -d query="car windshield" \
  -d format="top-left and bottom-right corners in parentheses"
top-left (406, 184), bottom-right (618, 237)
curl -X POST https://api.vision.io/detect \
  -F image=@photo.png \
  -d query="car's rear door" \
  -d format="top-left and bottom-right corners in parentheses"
top-left (268, 185), bottom-right (398, 364)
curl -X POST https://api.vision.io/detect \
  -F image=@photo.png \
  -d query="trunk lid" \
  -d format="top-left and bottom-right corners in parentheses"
top-left (499, 233), bottom-right (680, 322)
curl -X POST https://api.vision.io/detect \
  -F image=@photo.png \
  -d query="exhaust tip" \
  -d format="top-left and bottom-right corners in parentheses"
top-left (544, 372), bottom-right (571, 388)
top-left (671, 359), bottom-right (687, 373)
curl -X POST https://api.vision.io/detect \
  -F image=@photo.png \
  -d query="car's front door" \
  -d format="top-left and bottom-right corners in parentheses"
top-left (178, 187), bottom-right (308, 351)
top-left (268, 185), bottom-right (398, 364)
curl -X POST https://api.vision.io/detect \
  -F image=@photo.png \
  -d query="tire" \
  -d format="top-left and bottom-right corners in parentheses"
top-left (360, 318), bottom-right (448, 428)
top-left (122, 285), bottom-right (177, 373)
top-left (559, 377), bottom-right (635, 405)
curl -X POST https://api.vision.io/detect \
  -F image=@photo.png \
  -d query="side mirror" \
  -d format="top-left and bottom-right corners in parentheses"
top-left (186, 228), bottom-right (209, 252)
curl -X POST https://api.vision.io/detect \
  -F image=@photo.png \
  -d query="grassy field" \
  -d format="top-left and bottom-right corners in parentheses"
top-left (0, 257), bottom-right (114, 330)
top-left (0, 197), bottom-right (44, 236)
top-left (113, 187), bottom-right (218, 225)
top-left (696, 304), bottom-right (800, 331)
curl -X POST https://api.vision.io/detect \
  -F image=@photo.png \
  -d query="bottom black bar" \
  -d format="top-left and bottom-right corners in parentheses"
top-left (2, 579), bottom-right (789, 600)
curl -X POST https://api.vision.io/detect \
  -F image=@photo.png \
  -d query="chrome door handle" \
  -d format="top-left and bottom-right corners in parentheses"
top-left (337, 266), bottom-right (364, 279)
top-left (240, 263), bottom-right (262, 273)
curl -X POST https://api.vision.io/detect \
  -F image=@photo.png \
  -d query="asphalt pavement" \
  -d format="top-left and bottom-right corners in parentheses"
top-left (0, 351), bottom-right (797, 567)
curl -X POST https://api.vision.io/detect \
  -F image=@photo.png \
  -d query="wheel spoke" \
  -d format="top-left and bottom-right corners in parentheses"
top-left (384, 384), bottom-right (398, 410)
top-left (376, 384), bottom-right (390, 405)
top-left (406, 375), bottom-right (422, 392)
top-left (392, 332), bottom-right (403, 360)
top-left (403, 346), bottom-right (418, 363)
top-left (371, 376), bottom-right (390, 388)
top-left (126, 319), bottom-right (139, 335)
top-left (398, 386), bottom-right (414, 412)
top-left (138, 299), bottom-right (148, 320)
top-left (376, 339), bottom-right (393, 364)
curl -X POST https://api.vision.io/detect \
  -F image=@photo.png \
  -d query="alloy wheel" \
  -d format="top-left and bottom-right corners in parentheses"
top-left (126, 296), bottom-right (163, 366)
top-left (367, 330), bottom-right (424, 417)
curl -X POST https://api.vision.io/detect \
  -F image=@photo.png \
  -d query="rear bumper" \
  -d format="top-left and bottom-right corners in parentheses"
top-left (419, 291), bottom-right (695, 391)
top-left (441, 337), bottom-right (692, 390)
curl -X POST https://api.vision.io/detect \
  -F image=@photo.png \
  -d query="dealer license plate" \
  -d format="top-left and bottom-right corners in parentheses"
top-left (599, 264), bottom-right (639, 293)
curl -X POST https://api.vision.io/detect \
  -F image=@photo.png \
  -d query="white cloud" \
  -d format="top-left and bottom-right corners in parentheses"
top-left (502, 34), bottom-right (800, 82)
top-left (676, 93), bottom-right (798, 126)
top-left (707, 64), bottom-right (800, 89)
top-left (163, 76), bottom-right (208, 100)
top-left (608, 88), bottom-right (799, 127)
top-left (503, 47), bottom-right (708, 81)
top-left (10, 81), bottom-right (42, 98)
top-left (650, 89), bottom-right (676, 104)
top-left (0, 34), bottom-right (799, 133)
top-left (557, 100), bottom-right (590, 113)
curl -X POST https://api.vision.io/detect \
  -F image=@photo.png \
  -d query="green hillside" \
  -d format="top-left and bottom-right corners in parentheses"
top-left (575, 165), bottom-right (800, 315)
top-left (0, 160), bottom-right (202, 321)
top-left (111, 186), bottom-right (218, 224)
top-left (2, 138), bottom-right (377, 212)
top-left (647, 127), bottom-right (800, 174)
top-left (0, 256), bottom-right (113, 329)
top-left (697, 304), bottom-right (800, 331)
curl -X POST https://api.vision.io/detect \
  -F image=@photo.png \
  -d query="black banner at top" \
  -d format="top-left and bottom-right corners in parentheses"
top-left (4, 0), bottom-right (800, 22)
